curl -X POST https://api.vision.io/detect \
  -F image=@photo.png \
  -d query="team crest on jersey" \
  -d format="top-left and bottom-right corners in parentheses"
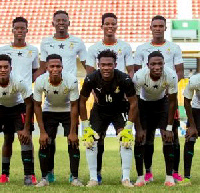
top-left (27, 50), bottom-right (32, 57)
top-left (63, 88), bottom-right (68, 94)
top-left (166, 48), bottom-right (171, 54)
top-left (118, 49), bottom-right (122, 55)
top-left (162, 82), bottom-right (168, 88)
top-left (69, 42), bottom-right (74, 50)
top-left (114, 86), bottom-right (120, 93)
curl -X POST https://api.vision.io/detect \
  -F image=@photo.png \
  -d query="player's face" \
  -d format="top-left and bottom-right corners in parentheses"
top-left (148, 56), bottom-right (164, 78)
top-left (150, 19), bottom-right (166, 38)
top-left (47, 59), bottom-right (63, 79)
top-left (101, 17), bottom-right (118, 37)
top-left (53, 13), bottom-right (70, 33)
top-left (98, 57), bottom-right (116, 80)
top-left (0, 61), bottom-right (11, 81)
top-left (12, 22), bottom-right (28, 40)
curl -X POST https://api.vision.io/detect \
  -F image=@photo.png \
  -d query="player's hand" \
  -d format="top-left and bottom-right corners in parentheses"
top-left (135, 129), bottom-right (146, 144)
top-left (68, 133), bottom-right (79, 149)
top-left (18, 129), bottom-right (30, 145)
top-left (39, 132), bottom-right (49, 149)
top-left (185, 127), bottom-right (198, 142)
top-left (82, 120), bottom-right (99, 149)
top-left (163, 130), bottom-right (174, 143)
top-left (118, 121), bottom-right (134, 148)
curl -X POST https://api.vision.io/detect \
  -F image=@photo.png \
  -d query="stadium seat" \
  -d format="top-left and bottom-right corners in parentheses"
top-left (0, 0), bottom-right (178, 44)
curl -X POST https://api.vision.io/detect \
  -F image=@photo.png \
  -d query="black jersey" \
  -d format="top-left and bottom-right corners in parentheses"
top-left (81, 69), bottom-right (136, 114)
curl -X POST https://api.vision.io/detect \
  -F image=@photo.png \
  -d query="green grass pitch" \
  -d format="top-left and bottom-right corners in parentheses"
top-left (1, 136), bottom-right (200, 192)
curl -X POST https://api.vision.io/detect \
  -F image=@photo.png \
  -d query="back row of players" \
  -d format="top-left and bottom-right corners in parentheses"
top-left (0, 10), bottom-right (198, 187)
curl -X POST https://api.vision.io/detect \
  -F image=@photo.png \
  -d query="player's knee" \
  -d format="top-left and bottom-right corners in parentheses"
top-left (3, 134), bottom-right (14, 146)
top-left (187, 136), bottom-right (197, 143)
top-left (163, 141), bottom-right (173, 146)
top-left (21, 144), bottom-right (33, 151)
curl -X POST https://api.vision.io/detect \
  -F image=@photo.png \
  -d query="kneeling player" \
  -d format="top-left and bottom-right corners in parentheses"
top-left (133, 51), bottom-right (178, 186)
top-left (33, 54), bottom-right (82, 187)
top-left (80, 49), bottom-right (142, 187)
top-left (179, 73), bottom-right (200, 185)
top-left (0, 54), bottom-right (33, 185)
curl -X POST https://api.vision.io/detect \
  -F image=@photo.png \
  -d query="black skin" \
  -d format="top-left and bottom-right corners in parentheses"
top-left (86, 16), bottom-right (134, 78)
top-left (33, 13), bottom-right (86, 81)
top-left (34, 59), bottom-right (79, 149)
top-left (134, 19), bottom-right (184, 81)
top-left (184, 97), bottom-right (198, 141)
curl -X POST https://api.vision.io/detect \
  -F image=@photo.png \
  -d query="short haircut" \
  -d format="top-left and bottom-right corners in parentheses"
top-left (0, 54), bottom-right (12, 66)
top-left (102, 13), bottom-right (117, 25)
top-left (97, 49), bottom-right (117, 63)
top-left (12, 17), bottom-right (28, 27)
top-left (148, 51), bottom-right (164, 63)
top-left (46, 54), bottom-right (62, 63)
top-left (151, 15), bottom-right (166, 23)
top-left (53, 10), bottom-right (68, 18)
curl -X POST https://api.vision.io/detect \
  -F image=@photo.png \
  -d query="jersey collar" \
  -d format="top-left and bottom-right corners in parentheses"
top-left (150, 40), bottom-right (166, 47)
top-left (102, 40), bottom-right (118, 46)
top-left (10, 42), bottom-right (27, 49)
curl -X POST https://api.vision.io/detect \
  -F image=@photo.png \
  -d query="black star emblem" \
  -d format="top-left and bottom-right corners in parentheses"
top-left (153, 85), bottom-right (158, 89)
top-left (50, 45), bottom-right (54, 48)
top-left (53, 90), bottom-right (59, 94)
top-left (2, 92), bottom-right (7, 95)
top-left (144, 83), bottom-right (148, 87)
top-left (18, 51), bottom-right (22, 56)
top-left (58, 43), bottom-right (65, 49)
top-left (44, 89), bottom-right (49, 94)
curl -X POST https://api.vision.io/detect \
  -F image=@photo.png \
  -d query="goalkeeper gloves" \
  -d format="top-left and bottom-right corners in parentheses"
top-left (118, 121), bottom-right (134, 148)
top-left (82, 120), bottom-right (99, 148)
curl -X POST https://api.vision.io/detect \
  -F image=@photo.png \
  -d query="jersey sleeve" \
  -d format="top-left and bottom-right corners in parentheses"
top-left (183, 76), bottom-right (198, 99)
top-left (133, 46), bottom-right (143, 66)
top-left (80, 75), bottom-right (94, 98)
top-left (33, 77), bottom-right (44, 102)
top-left (132, 70), bottom-right (143, 95)
top-left (174, 45), bottom-right (184, 65)
top-left (86, 46), bottom-right (96, 68)
top-left (77, 40), bottom-right (87, 62)
top-left (40, 39), bottom-right (48, 62)
top-left (167, 73), bottom-right (178, 94)
top-left (122, 74), bottom-right (136, 97)
top-left (17, 80), bottom-right (32, 100)
top-left (32, 48), bottom-right (39, 69)
top-left (69, 77), bottom-right (79, 102)
top-left (124, 44), bottom-right (134, 66)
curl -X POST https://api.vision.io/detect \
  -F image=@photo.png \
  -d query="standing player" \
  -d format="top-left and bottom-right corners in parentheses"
top-left (33, 10), bottom-right (87, 182)
top-left (80, 49), bottom-right (142, 187)
top-left (179, 74), bottom-right (200, 185)
top-left (133, 51), bottom-right (178, 186)
top-left (86, 13), bottom-right (135, 183)
top-left (0, 17), bottom-right (38, 184)
top-left (0, 54), bottom-right (33, 185)
top-left (34, 54), bottom-right (82, 187)
top-left (86, 13), bottom-right (134, 78)
top-left (133, 15), bottom-right (184, 182)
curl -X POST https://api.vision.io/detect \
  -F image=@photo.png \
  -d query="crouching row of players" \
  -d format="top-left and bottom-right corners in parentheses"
top-left (0, 49), bottom-right (198, 187)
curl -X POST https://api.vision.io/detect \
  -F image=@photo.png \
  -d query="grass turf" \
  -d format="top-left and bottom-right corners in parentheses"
top-left (0, 136), bottom-right (200, 192)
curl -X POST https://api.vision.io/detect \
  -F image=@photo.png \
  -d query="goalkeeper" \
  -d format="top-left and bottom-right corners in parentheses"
top-left (79, 49), bottom-right (143, 187)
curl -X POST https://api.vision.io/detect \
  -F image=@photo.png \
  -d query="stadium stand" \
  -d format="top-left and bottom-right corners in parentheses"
top-left (0, 0), bottom-right (177, 44)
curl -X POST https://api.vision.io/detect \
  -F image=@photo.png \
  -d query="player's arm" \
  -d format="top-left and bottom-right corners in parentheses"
top-left (33, 61), bottom-right (46, 81)
top-left (175, 63), bottom-right (184, 82)
top-left (34, 100), bottom-right (48, 149)
top-left (33, 78), bottom-right (48, 148)
top-left (184, 81), bottom-right (198, 141)
top-left (32, 48), bottom-right (40, 82)
top-left (85, 46), bottom-right (96, 74)
top-left (77, 40), bottom-right (87, 70)
top-left (126, 65), bottom-right (134, 79)
top-left (165, 74), bottom-right (178, 142)
top-left (174, 45), bottom-right (184, 81)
